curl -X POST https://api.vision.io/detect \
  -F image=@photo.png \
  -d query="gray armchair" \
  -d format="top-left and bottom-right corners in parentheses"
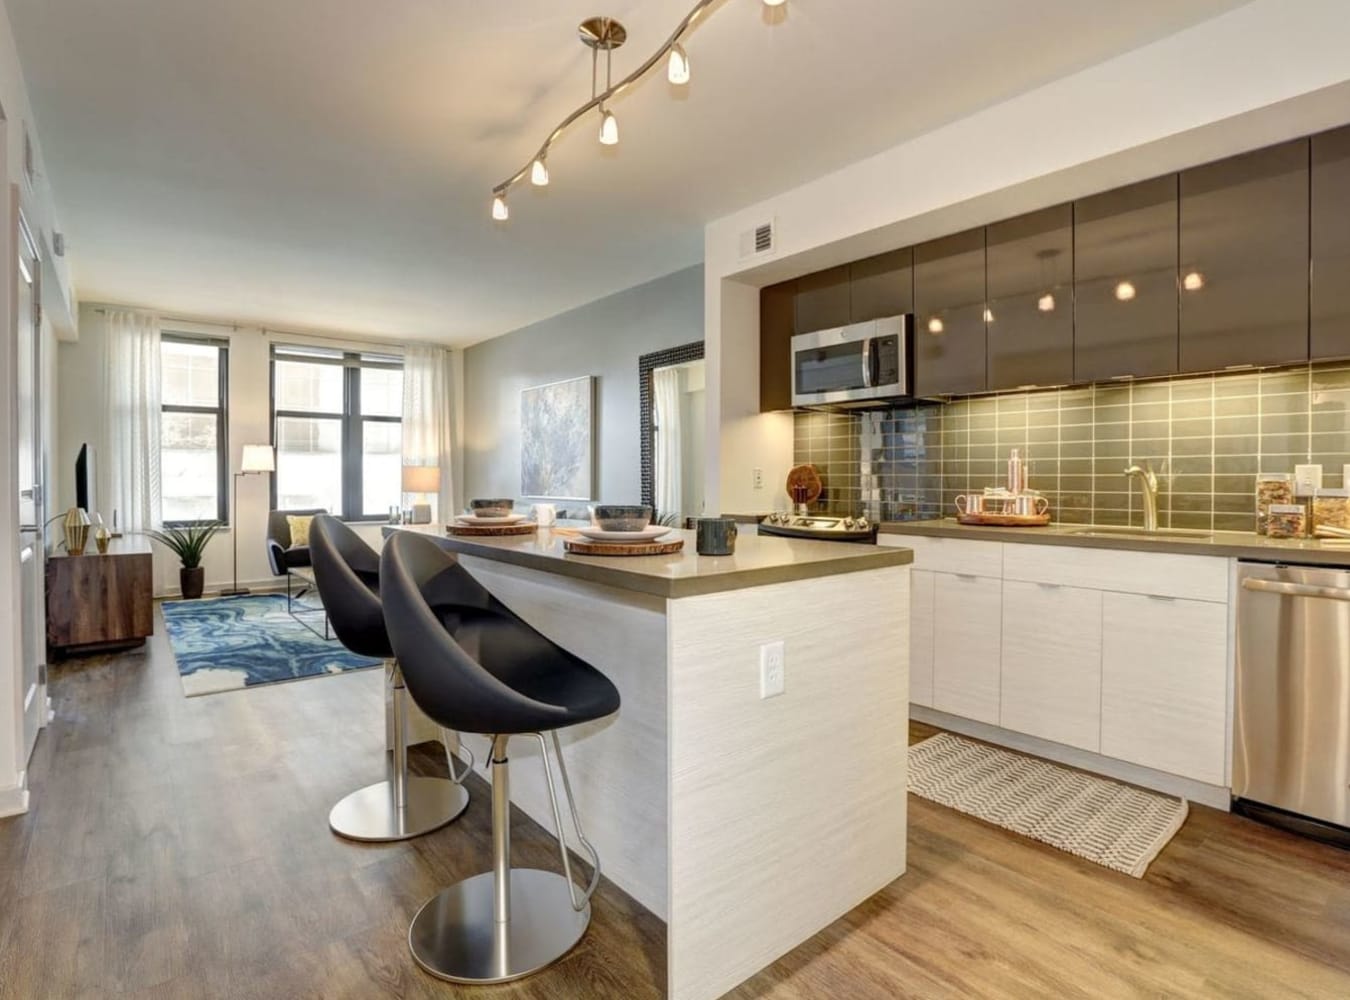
top-left (266, 508), bottom-right (326, 577)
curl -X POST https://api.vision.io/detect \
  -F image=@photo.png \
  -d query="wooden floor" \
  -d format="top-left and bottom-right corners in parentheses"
top-left (2, 617), bottom-right (1349, 999)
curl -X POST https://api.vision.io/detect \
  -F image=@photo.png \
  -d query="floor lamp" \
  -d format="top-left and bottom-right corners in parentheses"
top-left (223, 444), bottom-right (276, 597)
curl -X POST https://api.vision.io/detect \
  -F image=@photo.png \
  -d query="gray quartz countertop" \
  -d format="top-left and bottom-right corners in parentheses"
top-left (385, 525), bottom-right (912, 599)
top-left (879, 518), bottom-right (1350, 566)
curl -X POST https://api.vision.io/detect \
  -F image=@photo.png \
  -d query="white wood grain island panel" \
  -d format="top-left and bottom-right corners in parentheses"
top-left (391, 526), bottom-right (913, 1000)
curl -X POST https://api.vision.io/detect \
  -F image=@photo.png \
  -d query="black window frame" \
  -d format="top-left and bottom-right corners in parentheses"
top-left (269, 345), bottom-right (403, 521)
top-left (160, 332), bottom-right (230, 527)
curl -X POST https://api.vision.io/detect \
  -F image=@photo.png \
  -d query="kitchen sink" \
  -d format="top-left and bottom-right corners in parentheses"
top-left (1066, 526), bottom-right (1213, 541)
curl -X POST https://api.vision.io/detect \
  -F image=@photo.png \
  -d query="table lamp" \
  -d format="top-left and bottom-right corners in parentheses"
top-left (402, 465), bottom-right (440, 524)
top-left (223, 444), bottom-right (276, 597)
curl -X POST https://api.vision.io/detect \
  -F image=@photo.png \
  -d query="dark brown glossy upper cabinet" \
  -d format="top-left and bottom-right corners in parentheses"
top-left (1179, 139), bottom-right (1310, 371)
top-left (985, 205), bottom-right (1074, 390)
top-left (1312, 125), bottom-right (1350, 360)
top-left (850, 248), bottom-right (913, 322)
top-left (1074, 175), bottom-right (1179, 382)
top-left (759, 280), bottom-right (796, 412)
top-left (913, 228), bottom-right (987, 396)
top-left (794, 266), bottom-right (850, 335)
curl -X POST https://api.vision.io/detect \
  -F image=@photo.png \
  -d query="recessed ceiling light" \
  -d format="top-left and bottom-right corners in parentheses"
top-left (1115, 280), bottom-right (1136, 301)
top-left (927, 317), bottom-right (945, 335)
top-left (1183, 271), bottom-right (1205, 292)
top-left (1038, 293), bottom-right (1055, 313)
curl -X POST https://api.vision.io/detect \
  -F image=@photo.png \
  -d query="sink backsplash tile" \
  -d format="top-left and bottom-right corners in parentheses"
top-left (793, 362), bottom-right (1350, 531)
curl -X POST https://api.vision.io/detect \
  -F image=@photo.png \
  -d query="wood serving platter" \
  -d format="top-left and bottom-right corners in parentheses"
top-left (563, 537), bottom-right (685, 557)
top-left (956, 512), bottom-right (1051, 527)
top-left (447, 522), bottom-right (538, 537)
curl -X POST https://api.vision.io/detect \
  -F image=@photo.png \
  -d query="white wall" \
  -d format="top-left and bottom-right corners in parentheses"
top-left (703, 0), bottom-right (1350, 515)
top-left (1, 0), bottom-right (75, 814)
top-left (58, 306), bottom-right (403, 597)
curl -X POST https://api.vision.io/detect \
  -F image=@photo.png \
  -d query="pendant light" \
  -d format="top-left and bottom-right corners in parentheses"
top-left (599, 109), bottom-right (620, 146)
top-left (492, 193), bottom-right (509, 221)
top-left (668, 44), bottom-right (690, 85)
top-left (530, 157), bottom-right (549, 186)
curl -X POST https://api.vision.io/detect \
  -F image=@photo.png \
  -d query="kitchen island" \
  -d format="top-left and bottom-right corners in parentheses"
top-left (387, 526), bottom-right (912, 1000)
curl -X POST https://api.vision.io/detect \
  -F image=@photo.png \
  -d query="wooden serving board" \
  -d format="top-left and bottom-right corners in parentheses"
top-left (447, 522), bottom-right (538, 537)
top-left (564, 537), bottom-right (685, 557)
top-left (956, 512), bottom-right (1051, 527)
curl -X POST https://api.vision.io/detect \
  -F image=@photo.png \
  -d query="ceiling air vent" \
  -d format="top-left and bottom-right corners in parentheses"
top-left (739, 219), bottom-right (775, 260)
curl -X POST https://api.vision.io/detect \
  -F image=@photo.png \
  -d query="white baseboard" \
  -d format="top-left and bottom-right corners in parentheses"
top-left (911, 706), bottom-right (1232, 811)
top-left (0, 771), bottom-right (30, 818)
top-left (155, 578), bottom-right (290, 601)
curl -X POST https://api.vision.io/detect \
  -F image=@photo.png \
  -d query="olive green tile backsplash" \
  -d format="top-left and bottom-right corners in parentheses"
top-left (793, 362), bottom-right (1350, 531)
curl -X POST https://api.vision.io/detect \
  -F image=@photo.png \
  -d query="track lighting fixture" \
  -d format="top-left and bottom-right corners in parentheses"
top-left (490, 1), bottom-right (775, 221)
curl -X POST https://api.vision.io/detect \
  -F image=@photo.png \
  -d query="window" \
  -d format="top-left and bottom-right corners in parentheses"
top-left (270, 345), bottom-right (402, 519)
top-left (161, 335), bottom-right (229, 524)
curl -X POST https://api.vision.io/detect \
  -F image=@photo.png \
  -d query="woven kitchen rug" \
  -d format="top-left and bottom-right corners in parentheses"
top-left (908, 732), bottom-right (1188, 877)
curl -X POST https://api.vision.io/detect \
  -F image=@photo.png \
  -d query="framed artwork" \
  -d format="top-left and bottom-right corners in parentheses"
top-left (521, 375), bottom-right (594, 500)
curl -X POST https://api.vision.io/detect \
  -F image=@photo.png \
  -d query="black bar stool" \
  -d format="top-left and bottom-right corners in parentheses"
top-left (381, 531), bottom-right (621, 984)
top-left (309, 515), bottom-right (470, 842)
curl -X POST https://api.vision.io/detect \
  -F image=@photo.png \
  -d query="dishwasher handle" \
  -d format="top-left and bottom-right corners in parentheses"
top-left (1241, 577), bottom-right (1350, 602)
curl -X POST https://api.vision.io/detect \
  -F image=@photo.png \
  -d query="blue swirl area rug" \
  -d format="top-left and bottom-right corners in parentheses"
top-left (161, 594), bottom-right (381, 697)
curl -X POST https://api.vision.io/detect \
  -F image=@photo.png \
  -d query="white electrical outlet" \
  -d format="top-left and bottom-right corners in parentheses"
top-left (752, 467), bottom-right (765, 490)
top-left (759, 641), bottom-right (785, 699)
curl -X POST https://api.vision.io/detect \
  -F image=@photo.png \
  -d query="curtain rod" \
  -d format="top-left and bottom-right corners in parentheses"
top-left (87, 306), bottom-right (438, 353)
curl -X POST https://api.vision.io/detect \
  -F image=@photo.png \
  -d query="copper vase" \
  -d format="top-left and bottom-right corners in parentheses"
top-left (64, 507), bottom-right (91, 555)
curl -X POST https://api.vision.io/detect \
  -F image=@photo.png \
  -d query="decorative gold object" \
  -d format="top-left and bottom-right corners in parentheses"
top-left (63, 506), bottom-right (91, 555)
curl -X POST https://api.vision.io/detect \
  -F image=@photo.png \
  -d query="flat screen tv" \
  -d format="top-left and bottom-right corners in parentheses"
top-left (75, 443), bottom-right (94, 513)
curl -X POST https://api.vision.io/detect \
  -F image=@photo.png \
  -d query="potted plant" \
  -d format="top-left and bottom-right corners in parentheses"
top-left (146, 522), bottom-right (222, 600)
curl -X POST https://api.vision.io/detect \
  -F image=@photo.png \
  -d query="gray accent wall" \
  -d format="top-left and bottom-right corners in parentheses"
top-left (463, 265), bottom-right (703, 508)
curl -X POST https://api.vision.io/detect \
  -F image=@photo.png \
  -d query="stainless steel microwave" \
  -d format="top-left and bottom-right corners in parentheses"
top-left (791, 314), bottom-right (912, 409)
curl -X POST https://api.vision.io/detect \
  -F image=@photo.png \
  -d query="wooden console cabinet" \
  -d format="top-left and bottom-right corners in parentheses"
top-left (46, 537), bottom-right (154, 654)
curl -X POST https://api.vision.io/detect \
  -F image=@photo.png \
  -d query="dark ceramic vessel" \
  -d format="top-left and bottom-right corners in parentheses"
top-left (594, 505), bottom-right (653, 532)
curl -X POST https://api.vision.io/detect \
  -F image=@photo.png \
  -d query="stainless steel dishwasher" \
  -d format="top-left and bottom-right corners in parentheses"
top-left (1234, 561), bottom-right (1350, 845)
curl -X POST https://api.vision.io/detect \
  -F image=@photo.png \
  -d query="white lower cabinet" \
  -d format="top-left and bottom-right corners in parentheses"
top-left (999, 581), bottom-right (1103, 752)
top-left (1100, 593), bottom-right (1229, 785)
top-left (909, 570), bottom-right (935, 708)
top-left (932, 573), bottom-right (1002, 725)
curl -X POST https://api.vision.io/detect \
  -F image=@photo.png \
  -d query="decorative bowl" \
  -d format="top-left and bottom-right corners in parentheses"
top-left (469, 498), bottom-right (515, 519)
top-left (593, 505), bottom-right (653, 532)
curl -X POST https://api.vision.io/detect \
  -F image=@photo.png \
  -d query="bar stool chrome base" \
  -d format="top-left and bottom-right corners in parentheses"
top-left (328, 776), bottom-right (468, 843)
top-left (408, 869), bottom-right (590, 984)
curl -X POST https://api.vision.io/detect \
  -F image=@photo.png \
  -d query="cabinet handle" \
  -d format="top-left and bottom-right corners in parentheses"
top-left (1146, 594), bottom-right (1177, 602)
top-left (1037, 582), bottom-right (1063, 590)
top-left (1241, 578), bottom-right (1350, 602)
top-left (956, 573), bottom-right (978, 581)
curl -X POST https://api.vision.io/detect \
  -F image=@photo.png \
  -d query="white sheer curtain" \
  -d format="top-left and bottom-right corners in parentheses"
top-left (401, 343), bottom-right (456, 520)
top-left (652, 366), bottom-right (683, 519)
top-left (100, 310), bottom-right (162, 530)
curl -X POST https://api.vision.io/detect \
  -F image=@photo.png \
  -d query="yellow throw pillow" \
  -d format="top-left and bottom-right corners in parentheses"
top-left (286, 515), bottom-right (314, 549)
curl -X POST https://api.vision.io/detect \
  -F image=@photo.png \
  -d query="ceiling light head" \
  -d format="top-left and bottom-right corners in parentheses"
top-left (667, 44), bottom-right (690, 85)
top-left (530, 157), bottom-right (549, 186)
top-left (599, 108), bottom-right (620, 146)
top-left (983, 308), bottom-right (995, 324)
top-left (763, 0), bottom-right (787, 6)
top-left (1038, 293), bottom-right (1055, 313)
top-left (927, 317), bottom-right (945, 335)
top-left (1183, 270), bottom-right (1205, 292)
top-left (1115, 280), bottom-right (1136, 301)
top-left (492, 193), bottom-right (509, 222)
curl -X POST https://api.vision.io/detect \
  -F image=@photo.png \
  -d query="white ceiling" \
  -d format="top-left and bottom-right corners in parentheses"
top-left (8, 0), bottom-right (1249, 345)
